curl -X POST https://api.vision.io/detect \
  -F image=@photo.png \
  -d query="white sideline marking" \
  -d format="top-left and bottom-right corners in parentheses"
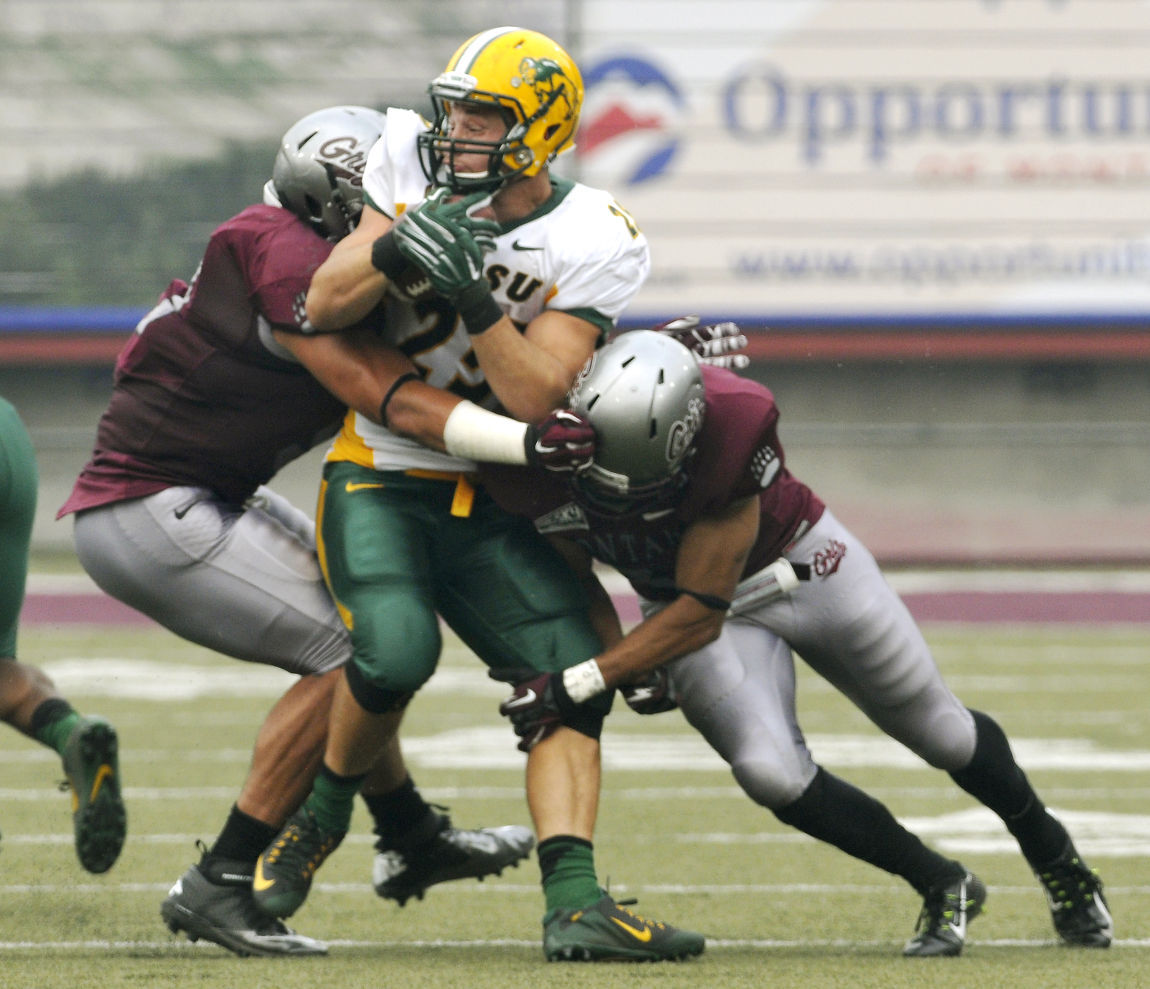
top-left (0, 786), bottom-right (241, 800)
top-left (4, 880), bottom-right (1150, 897)
top-left (5, 808), bottom-right (1150, 857)
top-left (32, 654), bottom-right (1150, 703)
top-left (5, 783), bottom-right (1150, 802)
top-left (395, 726), bottom-right (1150, 773)
top-left (5, 723), bottom-right (1150, 774)
top-left (0, 936), bottom-right (1148, 951)
top-left (35, 658), bottom-right (503, 700)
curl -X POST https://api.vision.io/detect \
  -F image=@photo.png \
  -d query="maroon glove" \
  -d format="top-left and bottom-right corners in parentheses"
top-left (653, 315), bottom-right (750, 369)
top-left (620, 667), bottom-right (679, 715)
top-left (524, 409), bottom-right (595, 474)
top-left (490, 667), bottom-right (575, 752)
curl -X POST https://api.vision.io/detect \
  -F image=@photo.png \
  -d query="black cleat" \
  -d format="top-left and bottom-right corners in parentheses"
top-left (373, 809), bottom-right (534, 906)
top-left (1034, 845), bottom-right (1113, 947)
top-left (162, 855), bottom-right (328, 957)
top-left (903, 871), bottom-right (987, 958)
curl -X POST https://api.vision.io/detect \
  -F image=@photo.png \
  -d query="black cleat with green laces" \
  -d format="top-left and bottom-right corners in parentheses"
top-left (903, 871), bottom-right (987, 958)
top-left (1034, 845), bottom-right (1113, 947)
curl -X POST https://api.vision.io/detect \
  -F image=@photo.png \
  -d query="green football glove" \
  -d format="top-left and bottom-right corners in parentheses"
top-left (388, 189), bottom-right (504, 333)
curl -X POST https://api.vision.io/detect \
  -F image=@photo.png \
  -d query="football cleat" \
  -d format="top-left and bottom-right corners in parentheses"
top-left (903, 871), bottom-right (987, 957)
top-left (61, 715), bottom-right (126, 874)
top-left (373, 809), bottom-right (535, 906)
top-left (1034, 846), bottom-right (1113, 947)
top-left (252, 805), bottom-right (344, 919)
top-left (543, 892), bottom-right (705, 962)
top-left (162, 856), bottom-right (328, 957)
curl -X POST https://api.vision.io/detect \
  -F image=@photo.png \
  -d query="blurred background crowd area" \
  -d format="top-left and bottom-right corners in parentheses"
top-left (2, 0), bottom-right (1147, 565)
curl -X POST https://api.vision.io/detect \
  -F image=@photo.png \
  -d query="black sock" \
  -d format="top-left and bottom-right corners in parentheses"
top-left (361, 775), bottom-right (435, 847)
top-left (1005, 797), bottom-right (1073, 868)
top-left (949, 709), bottom-right (1070, 866)
top-left (775, 768), bottom-right (964, 895)
top-left (206, 804), bottom-right (278, 866)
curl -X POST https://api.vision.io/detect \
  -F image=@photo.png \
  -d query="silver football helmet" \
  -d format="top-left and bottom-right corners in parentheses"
top-left (568, 330), bottom-right (706, 513)
top-left (269, 105), bottom-right (387, 240)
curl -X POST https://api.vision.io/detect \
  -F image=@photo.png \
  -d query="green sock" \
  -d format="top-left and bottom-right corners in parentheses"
top-left (538, 836), bottom-right (601, 912)
top-left (34, 708), bottom-right (80, 756)
top-left (305, 764), bottom-right (364, 835)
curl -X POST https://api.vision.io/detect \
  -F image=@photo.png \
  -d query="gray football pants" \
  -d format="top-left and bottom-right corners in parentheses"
top-left (73, 485), bottom-right (348, 676)
top-left (657, 509), bottom-right (977, 810)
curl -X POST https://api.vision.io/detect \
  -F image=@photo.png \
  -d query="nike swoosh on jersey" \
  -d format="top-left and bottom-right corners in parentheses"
top-left (511, 240), bottom-right (544, 251)
top-left (252, 857), bottom-right (275, 892)
top-left (345, 481), bottom-right (387, 493)
top-left (609, 917), bottom-right (654, 942)
top-left (502, 688), bottom-right (539, 710)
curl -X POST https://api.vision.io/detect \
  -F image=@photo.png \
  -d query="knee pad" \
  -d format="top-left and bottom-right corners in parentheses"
top-left (344, 659), bottom-right (415, 714)
top-left (731, 753), bottom-right (812, 810)
top-left (340, 600), bottom-right (441, 712)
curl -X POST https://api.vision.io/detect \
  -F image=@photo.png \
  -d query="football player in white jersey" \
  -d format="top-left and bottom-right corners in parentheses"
top-left (253, 27), bottom-right (706, 962)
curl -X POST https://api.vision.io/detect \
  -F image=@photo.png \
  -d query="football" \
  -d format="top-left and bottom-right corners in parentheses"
top-left (387, 262), bottom-right (436, 303)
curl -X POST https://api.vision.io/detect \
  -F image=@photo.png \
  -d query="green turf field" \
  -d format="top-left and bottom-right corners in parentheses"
top-left (2, 619), bottom-right (1148, 988)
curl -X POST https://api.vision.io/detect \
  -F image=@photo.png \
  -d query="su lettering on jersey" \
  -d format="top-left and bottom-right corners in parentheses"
top-left (486, 265), bottom-right (545, 303)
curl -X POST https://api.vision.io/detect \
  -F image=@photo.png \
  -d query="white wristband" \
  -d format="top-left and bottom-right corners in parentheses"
top-left (442, 400), bottom-right (529, 465)
top-left (562, 658), bottom-right (608, 703)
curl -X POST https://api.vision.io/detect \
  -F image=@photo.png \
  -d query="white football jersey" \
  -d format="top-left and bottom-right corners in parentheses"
top-left (328, 107), bottom-right (651, 473)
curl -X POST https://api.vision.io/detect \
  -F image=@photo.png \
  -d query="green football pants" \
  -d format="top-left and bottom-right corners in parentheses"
top-left (0, 397), bottom-right (37, 658)
top-left (318, 461), bottom-right (610, 721)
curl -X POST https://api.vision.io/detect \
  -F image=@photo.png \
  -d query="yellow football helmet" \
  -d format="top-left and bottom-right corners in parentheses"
top-left (418, 26), bottom-right (583, 193)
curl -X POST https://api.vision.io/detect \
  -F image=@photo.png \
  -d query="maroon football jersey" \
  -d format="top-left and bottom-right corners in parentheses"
top-left (60, 205), bottom-right (353, 514)
top-left (482, 366), bottom-right (824, 601)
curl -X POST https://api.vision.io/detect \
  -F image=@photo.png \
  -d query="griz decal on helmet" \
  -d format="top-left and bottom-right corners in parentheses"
top-left (567, 330), bottom-right (706, 515)
top-left (418, 26), bottom-right (583, 193)
top-left (268, 105), bottom-right (387, 240)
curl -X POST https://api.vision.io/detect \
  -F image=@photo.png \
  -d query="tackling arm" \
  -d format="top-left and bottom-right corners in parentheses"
top-left (304, 207), bottom-right (394, 331)
top-left (586, 494), bottom-right (760, 692)
top-left (549, 534), bottom-right (676, 714)
top-left (493, 495), bottom-right (760, 748)
top-left (272, 326), bottom-right (594, 469)
top-left (272, 325), bottom-right (453, 448)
